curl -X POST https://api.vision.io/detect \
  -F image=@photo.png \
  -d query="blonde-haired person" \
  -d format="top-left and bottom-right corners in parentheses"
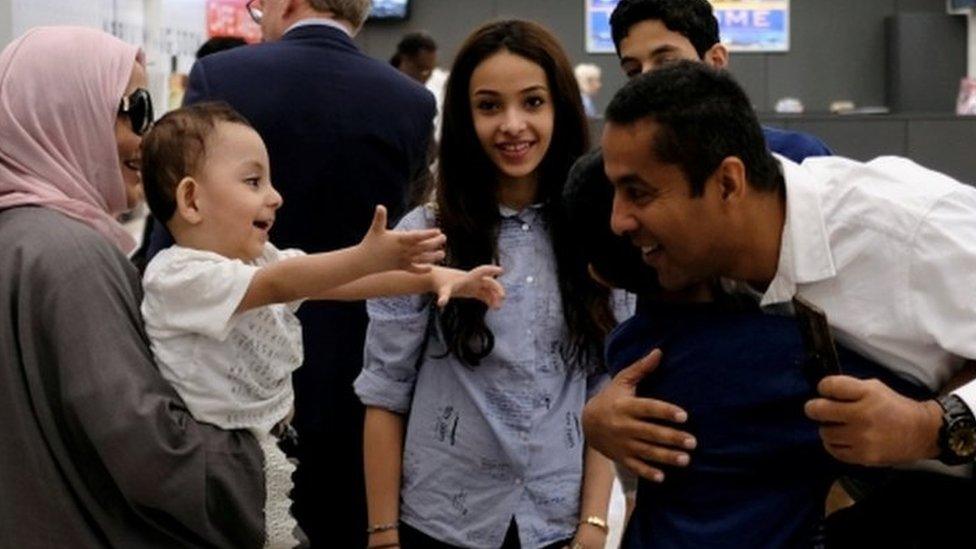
top-left (574, 63), bottom-right (602, 118)
top-left (0, 26), bottom-right (265, 547)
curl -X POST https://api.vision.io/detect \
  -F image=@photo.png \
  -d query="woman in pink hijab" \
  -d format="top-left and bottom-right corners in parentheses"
top-left (0, 27), bottom-right (266, 548)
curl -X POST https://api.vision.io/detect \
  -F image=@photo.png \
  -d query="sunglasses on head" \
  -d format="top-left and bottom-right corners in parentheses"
top-left (118, 88), bottom-right (154, 136)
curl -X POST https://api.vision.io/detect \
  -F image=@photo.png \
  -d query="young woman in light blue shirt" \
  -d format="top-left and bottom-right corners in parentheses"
top-left (356, 20), bottom-right (617, 549)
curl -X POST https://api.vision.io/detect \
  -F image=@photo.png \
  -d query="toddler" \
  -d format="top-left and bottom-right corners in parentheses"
top-left (139, 102), bottom-right (503, 548)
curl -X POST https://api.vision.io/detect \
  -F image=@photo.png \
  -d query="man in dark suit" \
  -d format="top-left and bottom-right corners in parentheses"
top-left (148, 0), bottom-right (436, 545)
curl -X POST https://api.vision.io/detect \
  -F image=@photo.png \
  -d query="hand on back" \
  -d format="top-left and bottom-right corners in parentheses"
top-left (582, 349), bottom-right (697, 482)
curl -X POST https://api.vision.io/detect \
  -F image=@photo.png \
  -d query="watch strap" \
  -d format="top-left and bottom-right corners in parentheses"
top-left (936, 395), bottom-right (976, 465)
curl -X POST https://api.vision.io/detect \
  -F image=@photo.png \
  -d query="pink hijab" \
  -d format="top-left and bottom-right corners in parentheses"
top-left (0, 26), bottom-right (144, 253)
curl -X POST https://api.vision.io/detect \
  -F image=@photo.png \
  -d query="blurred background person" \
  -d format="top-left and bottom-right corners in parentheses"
top-left (574, 62), bottom-right (602, 118)
top-left (196, 35), bottom-right (248, 59)
top-left (390, 30), bottom-right (438, 85)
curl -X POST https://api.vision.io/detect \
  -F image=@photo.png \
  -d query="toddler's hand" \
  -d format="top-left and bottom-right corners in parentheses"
top-left (360, 205), bottom-right (446, 273)
top-left (433, 265), bottom-right (505, 309)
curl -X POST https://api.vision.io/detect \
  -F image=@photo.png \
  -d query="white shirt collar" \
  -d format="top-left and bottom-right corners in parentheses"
top-left (760, 154), bottom-right (837, 306)
top-left (498, 202), bottom-right (543, 219)
top-left (284, 17), bottom-right (350, 37)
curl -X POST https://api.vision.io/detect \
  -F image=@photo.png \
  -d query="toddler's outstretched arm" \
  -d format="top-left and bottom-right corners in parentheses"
top-left (319, 265), bottom-right (505, 309)
top-left (237, 205), bottom-right (445, 312)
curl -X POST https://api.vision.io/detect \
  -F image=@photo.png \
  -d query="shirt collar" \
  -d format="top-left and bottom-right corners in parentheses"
top-left (284, 17), bottom-right (350, 37)
top-left (498, 202), bottom-right (543, 219)
top-left (760, 154), bottom-right (837, 306)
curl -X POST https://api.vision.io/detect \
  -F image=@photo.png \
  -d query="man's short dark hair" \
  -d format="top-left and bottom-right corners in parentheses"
top-left (141, 102), bottom-right (254, 223)
top-left (605, 61), bottom-right (781, 196)
top-left (195, 36), bottom-right (247, 59)
top-left (398, 31), bottom-right (437, 55)
top-left (610, 0), bottom-right (719, 58)
top-left (391, 32), bottom-right (437, 67)
top-left (564, 150), bottom-right (662, 295)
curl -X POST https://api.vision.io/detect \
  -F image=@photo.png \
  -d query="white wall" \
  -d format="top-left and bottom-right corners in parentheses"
top-left (4, 0), bottom-right (206, 112)
top-left (0, 0), bottom-right (13, 48)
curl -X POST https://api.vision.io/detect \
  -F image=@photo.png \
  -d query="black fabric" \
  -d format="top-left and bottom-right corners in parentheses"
top-left (0, 207), bottom-right (265, 548)
top-left (147, 24), bottom-right (436, 547)
top-left (607, 298), bottom-right (932, 549)
top-left (825, 470), bottom-right (975, 549)
top-left (399, 519), bottom-right (572, 549)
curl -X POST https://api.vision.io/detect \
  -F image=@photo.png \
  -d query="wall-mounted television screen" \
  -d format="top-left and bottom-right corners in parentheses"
top-left (586, 0), bottom-right (790, 53)
top-left (948, 0), bottom-right (976, 12)
top-left (370, 0), bottom-right (411, 21)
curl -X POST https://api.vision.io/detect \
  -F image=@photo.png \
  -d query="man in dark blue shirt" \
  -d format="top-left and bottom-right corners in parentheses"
top-left (608, 0), bottom-right (831, 162)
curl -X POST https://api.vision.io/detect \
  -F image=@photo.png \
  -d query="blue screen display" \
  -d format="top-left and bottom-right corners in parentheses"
top-left (371, 0), bottom-right (410, 19)
top-left (587, 0), bottom-right (790, 53)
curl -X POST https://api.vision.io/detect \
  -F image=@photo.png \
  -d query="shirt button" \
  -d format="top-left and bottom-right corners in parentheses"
top-left (521, 223), bottom-right (530, 231)
top-left (526, 276), bottom-right (534, 283)
top-left (514, 477), bottom-right (523, 485)
top-left (526, 329), bottom-right (533, 336)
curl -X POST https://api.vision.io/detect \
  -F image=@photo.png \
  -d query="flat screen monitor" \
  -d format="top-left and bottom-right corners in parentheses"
top-left (949, 0), bottom-right (976, 11)
top-left (586, 0), bottom-right (790, 53)
top-left (370, 0), bottom-right (411, 21)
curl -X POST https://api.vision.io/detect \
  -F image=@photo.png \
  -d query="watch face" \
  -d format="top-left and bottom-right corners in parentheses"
top-left (948, 418), bottom-right (976, 458)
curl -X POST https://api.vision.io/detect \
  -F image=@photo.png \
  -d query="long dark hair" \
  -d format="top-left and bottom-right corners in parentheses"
top-left (435, 20), bottom-right (615, 370)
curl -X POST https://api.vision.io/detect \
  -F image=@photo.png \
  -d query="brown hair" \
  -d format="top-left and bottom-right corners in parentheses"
top-left (140, 101), bottom-right (253, 222)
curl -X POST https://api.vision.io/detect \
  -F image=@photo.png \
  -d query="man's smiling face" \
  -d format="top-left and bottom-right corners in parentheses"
top-left (603, 118), bottom-right (728, 291)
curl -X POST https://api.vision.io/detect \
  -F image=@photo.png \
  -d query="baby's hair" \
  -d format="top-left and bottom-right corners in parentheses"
top-left (141, 101), bottom-right (254, 222)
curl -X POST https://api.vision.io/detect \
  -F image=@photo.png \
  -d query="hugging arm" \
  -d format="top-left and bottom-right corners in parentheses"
top-left (582, 350), bottom-right (697, 482)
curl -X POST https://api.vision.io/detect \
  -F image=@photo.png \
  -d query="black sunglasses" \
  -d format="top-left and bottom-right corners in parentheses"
top-left (118, 88), bottom-right (154, 136)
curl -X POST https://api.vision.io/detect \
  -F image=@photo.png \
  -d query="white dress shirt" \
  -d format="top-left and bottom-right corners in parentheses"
top-left (750, 154), bottom-right (976, 415)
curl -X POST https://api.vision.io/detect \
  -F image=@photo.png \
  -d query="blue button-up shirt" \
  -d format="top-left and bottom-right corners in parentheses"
top-left (354, 205), bottom-right (607, 549)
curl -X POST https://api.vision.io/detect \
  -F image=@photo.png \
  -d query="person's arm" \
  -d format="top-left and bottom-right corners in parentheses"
top-left (363, 407), bottom-right (406, 549)
top-left (238, 205), bottom-right (444, 312)
top-left (315, 265), bottom-right (504, 309)
top-left (567, 447), bottom-right (616, 549)
top-left (353, 244), bottom-right (438, 546)
top-left (805, 190), bottom-right (976, 466)
top-left (581, 350), bottom-right (697, 482)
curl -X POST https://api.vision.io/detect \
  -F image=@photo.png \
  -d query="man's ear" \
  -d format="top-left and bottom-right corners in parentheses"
top-left (703, 43), bottom-right (729, 69)
top-left (282, 0), bottom-right (300, 18)
top-left (174, 176), bottom-right (203, 224)
top-left (714, 156), bottom-right (747, 203)
top-left (587, 263), bottom-right (615, 289)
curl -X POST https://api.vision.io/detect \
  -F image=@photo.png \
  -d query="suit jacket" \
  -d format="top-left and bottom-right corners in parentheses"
top-left (163, 23), bottom-right (436, 546)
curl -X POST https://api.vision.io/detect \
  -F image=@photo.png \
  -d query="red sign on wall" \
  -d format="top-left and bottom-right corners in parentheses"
top-left (206, 0), bottom-right (262, 43)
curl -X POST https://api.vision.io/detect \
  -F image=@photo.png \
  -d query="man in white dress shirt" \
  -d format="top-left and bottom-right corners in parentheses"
top-left (589, 60), bottom-right (975, 543)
